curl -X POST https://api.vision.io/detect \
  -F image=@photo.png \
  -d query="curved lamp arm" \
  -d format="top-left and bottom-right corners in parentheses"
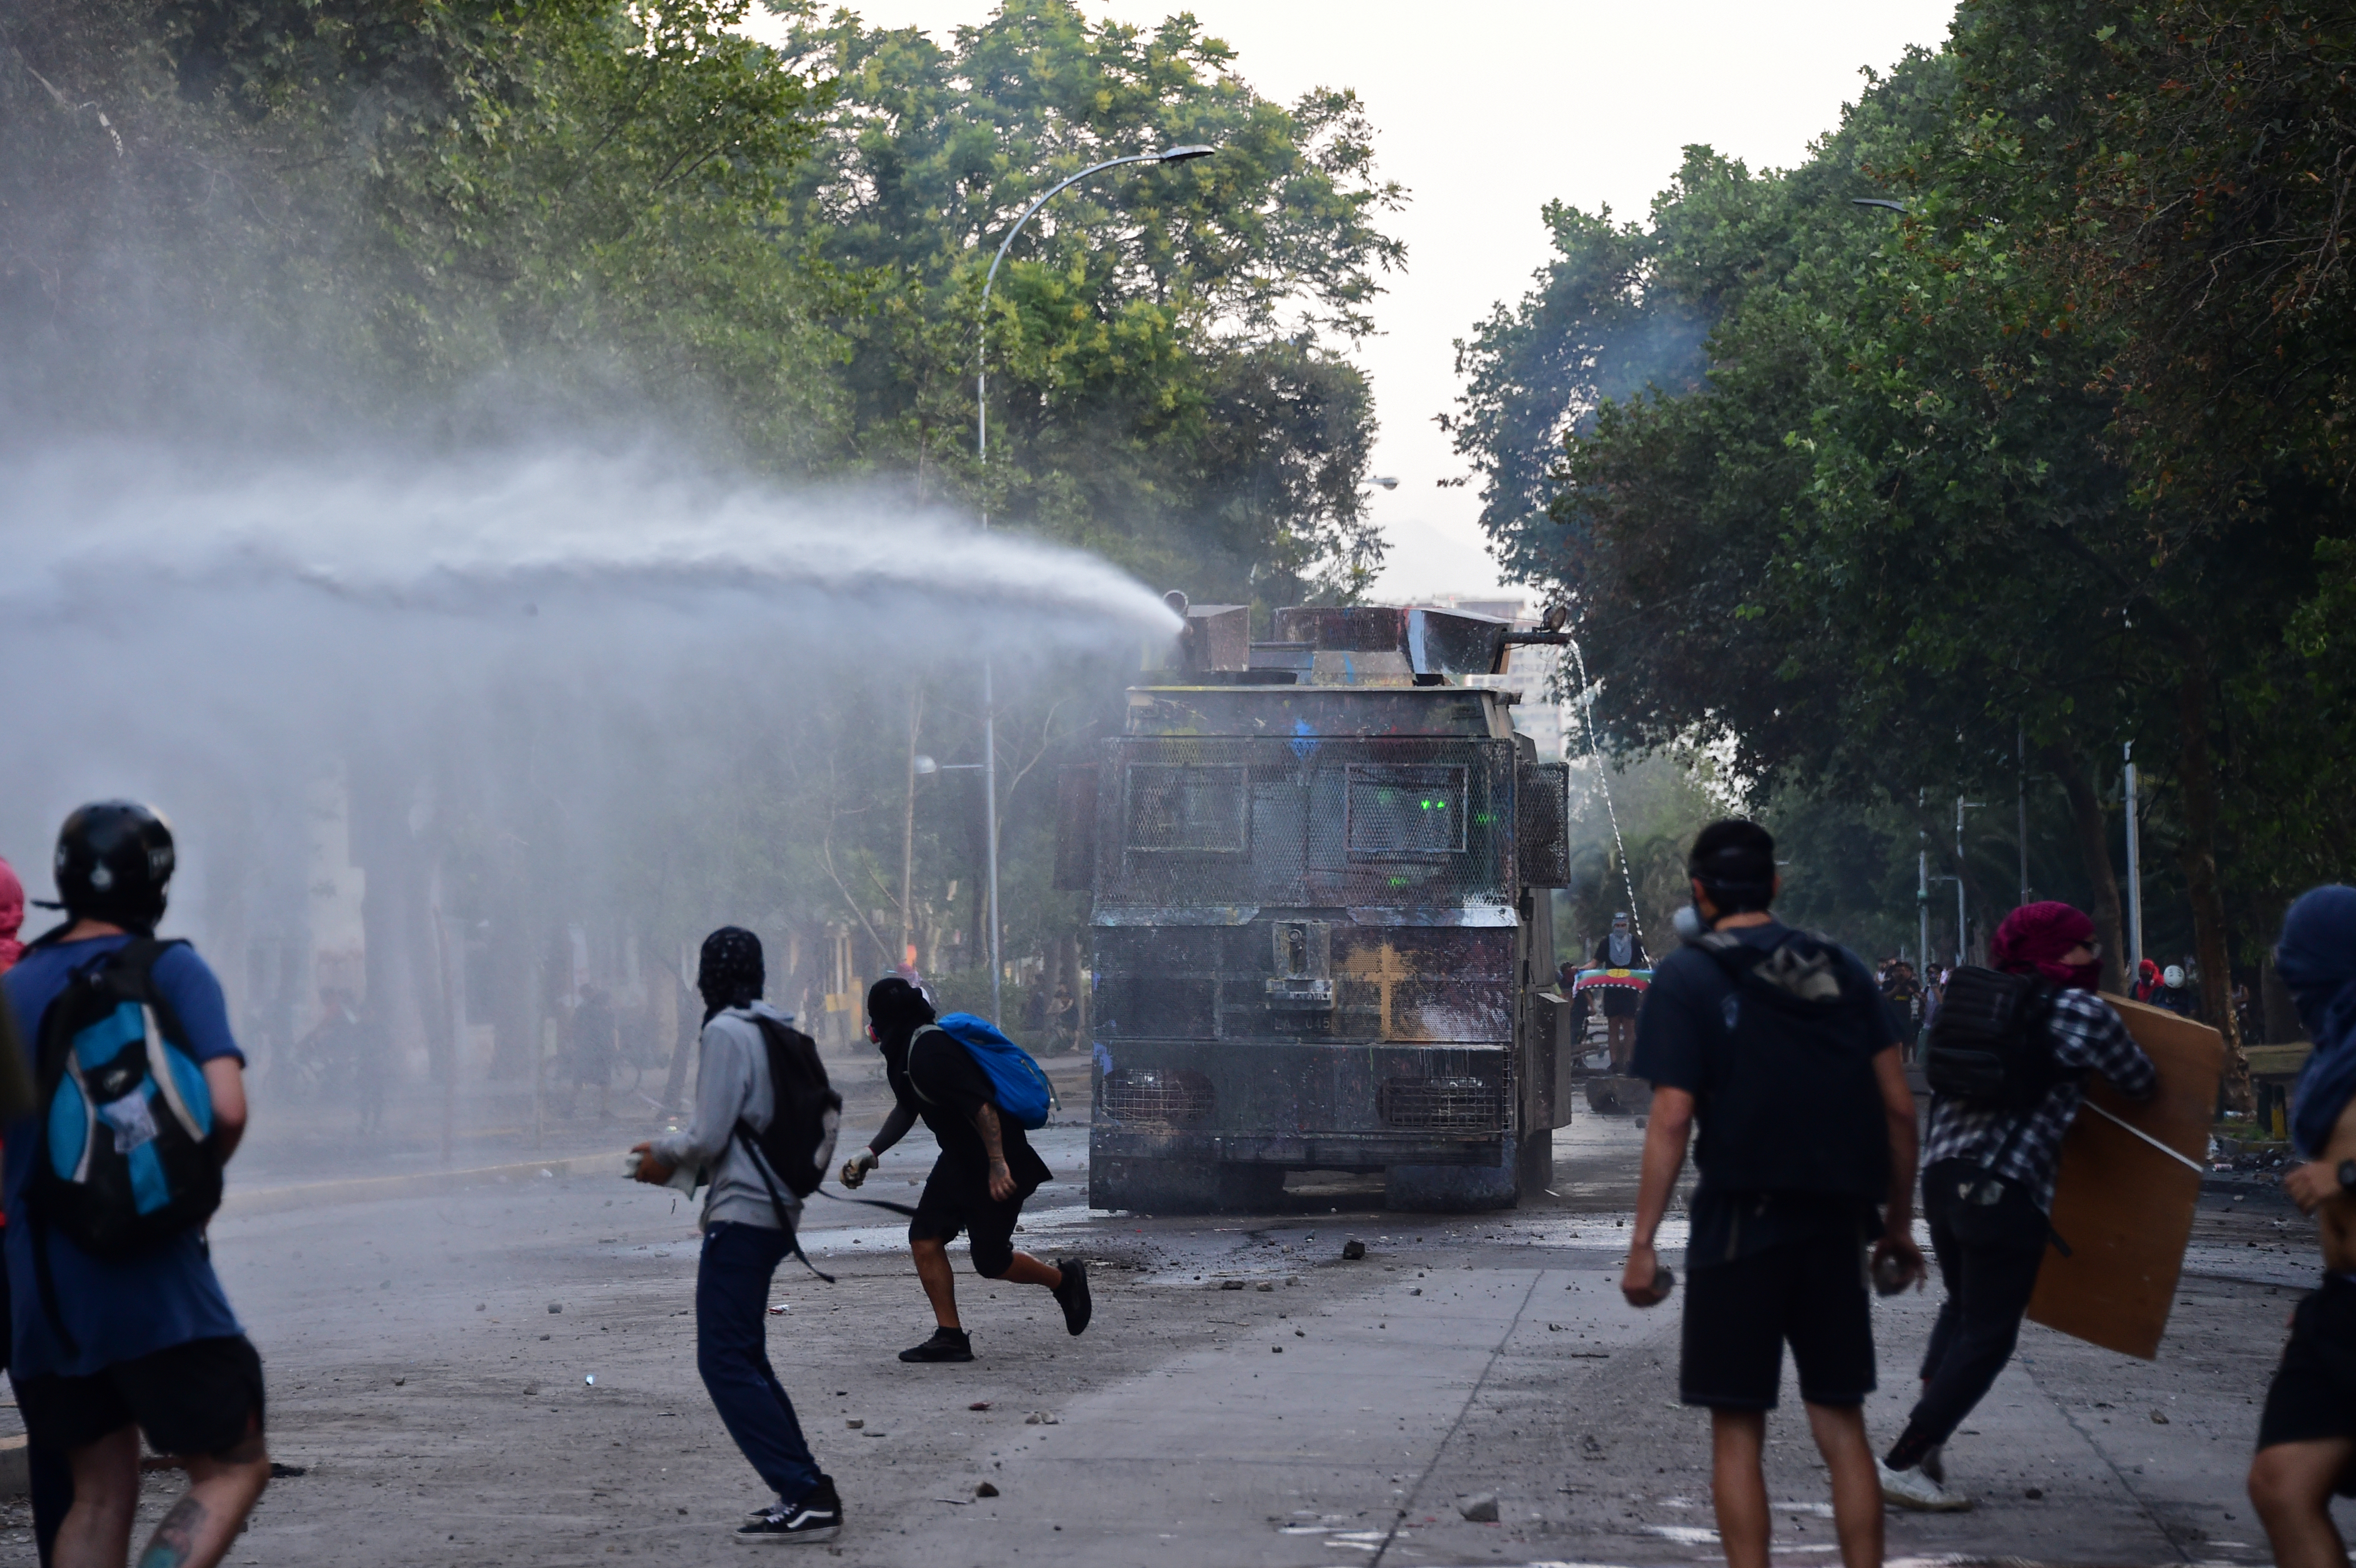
top-left (976, 144), bottom-right (1213, 470)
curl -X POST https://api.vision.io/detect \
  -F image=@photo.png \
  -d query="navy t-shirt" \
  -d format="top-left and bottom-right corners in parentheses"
top-left (4, 936), bottom-right (247, 1378)
top-left (1630, 920), bottom-right (1896, 1267)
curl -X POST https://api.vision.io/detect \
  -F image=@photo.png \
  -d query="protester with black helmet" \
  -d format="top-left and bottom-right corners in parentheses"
top-left (1620, 819), bottom-right (1924, 1568)
top-left (2, 802), bottom-right (270, 1568)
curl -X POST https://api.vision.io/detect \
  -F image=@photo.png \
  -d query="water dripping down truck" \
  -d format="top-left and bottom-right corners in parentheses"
top-left (1055, 599), bottom-right (1575, 1213)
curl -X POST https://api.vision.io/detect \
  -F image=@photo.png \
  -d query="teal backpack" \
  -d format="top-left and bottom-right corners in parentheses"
top-left (913, 1013), bottom-right (1056, 1130)
top-left (31, 938), bottom-right (224, 1262)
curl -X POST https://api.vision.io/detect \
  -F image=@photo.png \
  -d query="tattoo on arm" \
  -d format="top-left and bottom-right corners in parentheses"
top-left (972, 1101), bottom-right (1006, 1164)
top-left (135, 1495), bottom-right (208, 1568)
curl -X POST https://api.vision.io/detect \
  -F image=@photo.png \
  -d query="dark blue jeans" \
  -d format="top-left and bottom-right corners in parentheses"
top-left (696, 1222), bottom-right (821, 1502)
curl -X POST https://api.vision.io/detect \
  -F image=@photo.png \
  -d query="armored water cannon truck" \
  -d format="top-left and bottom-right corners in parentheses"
top-left (1055, 598), bottom-right (1576, 1213)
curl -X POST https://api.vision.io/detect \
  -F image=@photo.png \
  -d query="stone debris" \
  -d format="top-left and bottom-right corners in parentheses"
top-left (1023, 1412), bottom-right (1060, 1425)
top-left (976, 1482), bottom-right (1000, 1498)
top-left (2150, 1410), bottom-right (2170, 1424)
top-left (1220, 1279), bottom-right (1246, 1290)
top-left (1256, 1282), bottom-right (1274, 1292)
top-left (968, 1401), bottom-right (991, 1412)
top-left (547, 1303), bottom-right (563, 1314)
top-left (1271, 1345), bottom-right (1284, 1353)
top-left (1457, 1492), bottom-right (1499, 1522)
top-left (1341, 1240), bottom-right (1367, 1260)
top-left (846, 1418), bottom-right (865, 1429)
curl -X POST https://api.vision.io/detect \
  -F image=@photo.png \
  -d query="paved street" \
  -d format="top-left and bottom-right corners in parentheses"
top-left (0, 1104), bottom-right (2334, 1567)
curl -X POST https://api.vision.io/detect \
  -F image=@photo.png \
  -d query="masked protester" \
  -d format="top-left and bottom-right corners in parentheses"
top-left (1878, 900), bottom-right (2155, 1510)
top-left (628, 928), bottom-right (842, 1543)
top-left (2252, 887), bottom-right (2356, 1568)
top-left (1621, 820), bottom-right (1925, 1568)
top-left (841, 977), bottom-right (1089, 1363)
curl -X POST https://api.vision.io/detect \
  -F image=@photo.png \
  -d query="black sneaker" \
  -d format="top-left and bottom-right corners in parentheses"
top-left (738, 1476), bottom-right (841, 1542)
top-left (1052, 1257), bottom-right (1092, 1336)
top-left (898, 1326), bottom-right (974, 1363)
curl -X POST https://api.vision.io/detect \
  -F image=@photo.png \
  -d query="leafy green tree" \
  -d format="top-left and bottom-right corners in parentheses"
top-left (771, 0), bottom-right (1404, 605)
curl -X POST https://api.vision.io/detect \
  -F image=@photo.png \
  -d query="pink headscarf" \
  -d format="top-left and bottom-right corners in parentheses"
top-left (1993, 900), bottom-right (2100, 991)
top-left (0, 856), bottom-right (22, 973)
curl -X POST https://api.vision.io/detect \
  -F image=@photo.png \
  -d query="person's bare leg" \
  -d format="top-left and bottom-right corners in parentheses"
top-left (138, 1427), bottom-right (271, 1568)
top-left (997, 1253), bottom-right (1063, 1290)
top-left (1804, 1400), bottom-right (1885, 1568)
top-left (55, 1425), bottom-right (140, 1568)
top-left (1708, 1409), bottom-right (1769, 1568)
top-left (2249, 1438), bottom-right (2356, 1568)
top-left (912, 1235), bottom-right (961, 1328)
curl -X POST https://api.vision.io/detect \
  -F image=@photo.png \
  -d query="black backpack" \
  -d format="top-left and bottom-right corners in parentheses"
top-left (1690, 929), bottom-right (1889, 1202)
top-left (734, 1014), bottom-right (841, 1203)
top-left (727, 1013), bottom-right (843, 1280)
top-left (1922, 966), bottom-right (2070, 1109)
top-left (29, 938), bottom-right (224, 1260)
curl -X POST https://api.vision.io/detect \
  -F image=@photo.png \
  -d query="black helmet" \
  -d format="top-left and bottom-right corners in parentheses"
top-left (55, 801), bottom-right (175, 931)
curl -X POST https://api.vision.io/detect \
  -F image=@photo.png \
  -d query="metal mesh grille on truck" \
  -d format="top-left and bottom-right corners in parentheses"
top-left (1096, 737), bottom-right (1518, 911)
top-left (1099, 1067), bottom-right (1217, 1127)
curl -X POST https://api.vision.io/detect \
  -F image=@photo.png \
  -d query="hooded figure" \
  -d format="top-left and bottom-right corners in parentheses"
top-left (2283, 886), bottom-right (2356, 1158)
top-left (1587, 912), bottom-right (1650, 1069)
top-left (0, 855), bottom-right (22, 973)
top-left (1991, 901), bottom-right (2102, 992)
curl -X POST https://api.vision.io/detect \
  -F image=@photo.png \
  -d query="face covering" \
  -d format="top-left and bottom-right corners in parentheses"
top-left (696, 926), bottom-right (764, 1022)
top-left (1990, 900), bottom-right (2101, 991)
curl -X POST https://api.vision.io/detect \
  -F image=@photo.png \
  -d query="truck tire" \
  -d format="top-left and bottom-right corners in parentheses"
top-left (1091, 1158), bottom-right (1286, 1214)
top-left (1384, 1135), bottom-right (1525, 1212)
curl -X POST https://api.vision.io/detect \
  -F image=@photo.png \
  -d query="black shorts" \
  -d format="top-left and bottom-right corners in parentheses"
top-left (908, 1156), bottom-right (1031, 1278)
top-left (18, 1334), bottom-right (265, 1457)
top-left (2258, 1277), bottom-right (2356, 1472)
top-left (1681, 1230), bottom-right (1874, 1409)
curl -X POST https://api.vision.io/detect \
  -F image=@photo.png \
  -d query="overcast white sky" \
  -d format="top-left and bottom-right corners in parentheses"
top-left (746, 1), bottom-right (1961, 602)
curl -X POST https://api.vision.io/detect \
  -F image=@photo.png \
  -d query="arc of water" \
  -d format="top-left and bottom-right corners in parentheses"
top-left (1565, 637), bottom-right (1645, 945)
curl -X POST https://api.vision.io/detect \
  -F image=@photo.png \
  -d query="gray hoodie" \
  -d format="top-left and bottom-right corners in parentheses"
top-left (649, 1001), bottom-right (799, 1232)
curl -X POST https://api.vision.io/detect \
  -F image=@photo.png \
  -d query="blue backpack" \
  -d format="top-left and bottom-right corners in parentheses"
top-left (30, 938), bottom-right (223, 1262)
top-left (913, 1013), bottom-right (1055, 1130)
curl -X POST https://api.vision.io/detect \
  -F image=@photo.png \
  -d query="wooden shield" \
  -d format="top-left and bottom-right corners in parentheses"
top-left (2022, 994), bottom-right (2225, 1360)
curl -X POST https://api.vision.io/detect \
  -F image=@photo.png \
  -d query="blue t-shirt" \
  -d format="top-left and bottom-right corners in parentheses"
top-left (3, 936), bottom-right (247, 1379)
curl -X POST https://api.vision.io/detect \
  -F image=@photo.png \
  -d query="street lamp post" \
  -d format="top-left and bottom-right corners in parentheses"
top-left (973, 142), bottom-right (1215, 1019)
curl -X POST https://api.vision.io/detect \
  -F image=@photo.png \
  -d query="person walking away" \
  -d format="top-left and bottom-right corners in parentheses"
top-left (841, 978), bottom-right (1090, 1362)
top-left (3, 802), bottom-right (270, 1568)
top-left (1878, 900), bottom-right (2155, 1509)
top-left (628, 928), bottom-right (841, 1542)
top-left (1590, 912), bottom-right (1650, 1072)
top-left (2251, 886), bottom-right (2356, 1567)
top-left (566, 985), bottom-right (618, 1121)
top-left (1620, 820), bottom-right (1924, 1568)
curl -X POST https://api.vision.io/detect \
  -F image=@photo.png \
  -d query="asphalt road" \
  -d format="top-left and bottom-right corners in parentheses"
top-left (0, 1105), bottom-right (2335, 1567)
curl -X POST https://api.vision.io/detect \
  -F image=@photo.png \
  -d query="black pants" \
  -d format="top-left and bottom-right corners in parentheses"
top-left (1904, 1158), bottom-right (2049, 1448)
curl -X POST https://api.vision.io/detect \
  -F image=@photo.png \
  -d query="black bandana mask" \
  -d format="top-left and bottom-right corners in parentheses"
top-left (697, 926), bottom-right (764, 1021)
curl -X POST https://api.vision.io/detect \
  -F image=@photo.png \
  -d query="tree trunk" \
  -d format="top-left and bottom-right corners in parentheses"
top-left (2046, 741), bottom-right (2129, 994)
top-left (2174, 651), bottom-right (2249, 1107)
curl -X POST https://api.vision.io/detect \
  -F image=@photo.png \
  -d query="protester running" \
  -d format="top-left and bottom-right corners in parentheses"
top-left (3, 803), bottom-right (271, 1568)
top-left (1879, 899), bottom-right (2155, 1510)
top-left (2250, 886), bottom-right (2356, 1568)
top-left (630, 927), bottom-right (843, 1543)
top-left (1621, 819), bottom-right (1924, 1568)
top-left (842, 977), bottom-right (1089, 1363)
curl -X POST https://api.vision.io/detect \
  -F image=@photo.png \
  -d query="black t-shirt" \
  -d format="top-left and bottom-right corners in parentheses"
top-left (884, 1025), bottom-right (1052, 1194)
top-left (1630, 920), bottom-right (1896, 1267)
